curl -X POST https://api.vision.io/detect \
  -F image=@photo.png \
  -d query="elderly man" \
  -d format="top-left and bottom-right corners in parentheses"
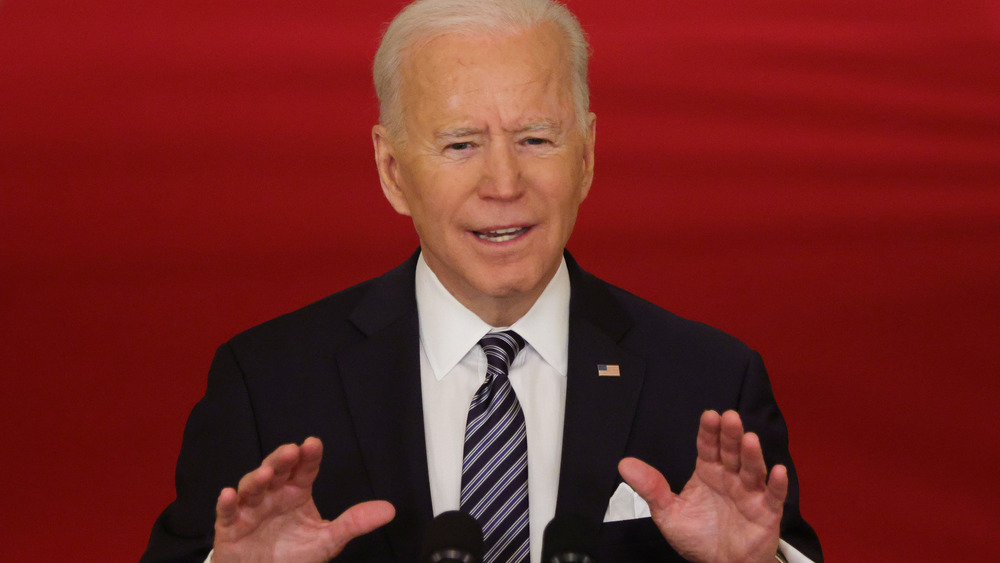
top-left (142, 1), bottom-right (821, 562)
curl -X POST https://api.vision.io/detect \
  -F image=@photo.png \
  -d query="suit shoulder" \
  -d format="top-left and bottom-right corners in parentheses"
top-left (225, 252), bottom-right (418, 352)
top-left (598, 279), bottom-right (756, 362)
top-left (223, 251), bottom-right (418, 362)
top-left (225, 276), bottom-right (376, 356)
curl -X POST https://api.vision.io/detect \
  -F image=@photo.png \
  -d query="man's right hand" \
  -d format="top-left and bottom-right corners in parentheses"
top-left (212, 437), bottom-right (395, 563)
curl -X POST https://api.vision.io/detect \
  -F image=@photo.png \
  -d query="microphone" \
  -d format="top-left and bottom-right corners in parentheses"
top-left (420, 510), bottom-right (484, 563)
top-left (542, 514), bottom-right (598, 563)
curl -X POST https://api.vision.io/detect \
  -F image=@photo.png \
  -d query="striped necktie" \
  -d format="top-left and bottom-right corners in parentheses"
top-left (461, 330), bottom-right (530, 563)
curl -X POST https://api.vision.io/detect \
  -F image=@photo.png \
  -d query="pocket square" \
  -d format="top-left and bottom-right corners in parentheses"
top-left (602, 482), bottom-right (652, 522)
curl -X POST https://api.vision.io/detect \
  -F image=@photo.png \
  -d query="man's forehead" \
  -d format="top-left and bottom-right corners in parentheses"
top-left (397, 23), bottom-right (577, 140)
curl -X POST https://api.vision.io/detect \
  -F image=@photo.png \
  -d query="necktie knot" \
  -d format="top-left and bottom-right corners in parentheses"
top-left (478, 330), bottom-right (525, 374)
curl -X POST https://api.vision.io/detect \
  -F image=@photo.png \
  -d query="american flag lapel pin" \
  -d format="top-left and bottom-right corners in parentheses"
top-left (597, 364), bottom-right (621, 377)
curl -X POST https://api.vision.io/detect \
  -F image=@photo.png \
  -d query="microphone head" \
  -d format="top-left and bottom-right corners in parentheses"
top-left (542, 513), bottom-right (599, 563)
top-left (420, 510), bottom-right (484, 563)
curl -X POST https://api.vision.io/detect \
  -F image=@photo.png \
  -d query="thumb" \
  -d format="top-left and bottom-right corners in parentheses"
top-left (325, 500), bottom-right (396, 555)
top-left (618, 457), bottom-right (674, 514)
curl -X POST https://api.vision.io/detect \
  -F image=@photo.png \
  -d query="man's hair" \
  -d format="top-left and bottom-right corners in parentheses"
top-left (373, 0), bottom-right (591, 141)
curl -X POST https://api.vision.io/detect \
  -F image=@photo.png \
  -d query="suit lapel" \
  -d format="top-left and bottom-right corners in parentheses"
top-left (337, 252), bottom-right (433, 562)
top-left (556, 255), bottom-right (647, 523)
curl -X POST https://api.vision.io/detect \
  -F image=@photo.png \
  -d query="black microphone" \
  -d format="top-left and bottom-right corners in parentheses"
top-left (542, 514), bottom-right (599, 563)
top-left (420, 510), bottom-right (484, 563)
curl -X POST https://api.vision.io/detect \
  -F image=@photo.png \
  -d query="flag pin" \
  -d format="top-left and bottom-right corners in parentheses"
top-left (598, 364), bottom-right (620, 377)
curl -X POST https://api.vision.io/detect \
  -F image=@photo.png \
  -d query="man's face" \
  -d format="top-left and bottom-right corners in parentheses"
top-left (373, 23), bottom-right (595, 324)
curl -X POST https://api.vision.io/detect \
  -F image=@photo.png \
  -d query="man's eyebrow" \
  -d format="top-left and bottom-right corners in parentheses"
top-left (435, 127), bottom-right (484, 139)
top-left (508, 120), bottom-right (561, 134)
top-left (434, 121), bottom-right (562, 139)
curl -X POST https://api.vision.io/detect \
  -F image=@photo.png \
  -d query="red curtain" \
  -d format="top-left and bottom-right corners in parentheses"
top-left (2, 1), bottom-right (998, 559)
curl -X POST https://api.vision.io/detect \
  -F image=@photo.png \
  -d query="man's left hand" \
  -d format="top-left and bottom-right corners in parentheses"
top-left (618, 410), bottom-right (786, 563)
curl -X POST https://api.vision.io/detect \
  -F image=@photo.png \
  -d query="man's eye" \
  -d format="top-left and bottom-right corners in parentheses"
top-left (522, 137), bottom-right (550, 146)
top-left (447, 142), bottom-right (473, 151)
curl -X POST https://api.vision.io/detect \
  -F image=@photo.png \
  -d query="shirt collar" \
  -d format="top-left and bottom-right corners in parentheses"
top-left (415, 252), bottom-right (570, 380)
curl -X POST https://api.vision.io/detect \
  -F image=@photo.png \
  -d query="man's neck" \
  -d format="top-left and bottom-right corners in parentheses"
top-left (464, 292), bottom-right (539, 327)
top-left (422, 258), bottom-right (561, 328)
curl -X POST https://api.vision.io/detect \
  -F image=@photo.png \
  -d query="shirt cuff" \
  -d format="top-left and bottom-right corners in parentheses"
top-left (778, 539), bottom-right (815, 563)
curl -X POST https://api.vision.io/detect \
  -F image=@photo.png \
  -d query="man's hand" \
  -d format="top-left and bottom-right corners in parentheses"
top-left (618, 410), bottom-right (786, 563)
top-left (212, 437), bottom-right (395, 563)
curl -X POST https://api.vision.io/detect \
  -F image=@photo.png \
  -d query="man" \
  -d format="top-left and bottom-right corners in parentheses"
top-left (142, 1), bottom-right (822, 561)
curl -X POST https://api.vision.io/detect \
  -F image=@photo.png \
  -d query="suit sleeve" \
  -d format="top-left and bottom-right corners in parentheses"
top-left (140, 343), bottom-right (264, 563)
top-left (738, 352), bottom-right (823, 562)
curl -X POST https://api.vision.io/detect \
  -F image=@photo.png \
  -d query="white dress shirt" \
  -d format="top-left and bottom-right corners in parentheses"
top-left (416, 253), bottom-right (569, 563)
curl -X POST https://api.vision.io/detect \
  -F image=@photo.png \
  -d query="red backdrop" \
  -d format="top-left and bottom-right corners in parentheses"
top-left (2, 1), bottom-right (998, 560)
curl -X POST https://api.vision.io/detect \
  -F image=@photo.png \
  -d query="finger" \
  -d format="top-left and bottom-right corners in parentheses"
top-left (765, 464), bottom-right (789, 512)
top-left (262, 443), bottom-right (304, 491)
top-left (215, 487), bottom-right (239, 528)
top-left (289, 437), bottom-right (324, 488)
top-left (618, 457), bottom-right (674, 514)
top-left (696, 410), bottom-right (722, 463)
top-left (260, 441), bottom-right (302, 470)
top-left (719, 410), bottom-right (744, 472)
top-left (738, 432), bottom-right (767, 490)
top-left (236, 463), bottom-right (276, 508)
top-left (325, 500), bottom-right (396, 555)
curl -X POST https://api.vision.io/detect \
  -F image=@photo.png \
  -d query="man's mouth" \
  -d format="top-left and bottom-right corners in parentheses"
top-left (473, 226), bottom-right (530, 243)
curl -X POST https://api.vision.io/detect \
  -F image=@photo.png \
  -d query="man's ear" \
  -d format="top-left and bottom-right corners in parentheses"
top-left (578, 112), bottom-right (597, 201)
top-left (372, 124), bottom-right (412, 217)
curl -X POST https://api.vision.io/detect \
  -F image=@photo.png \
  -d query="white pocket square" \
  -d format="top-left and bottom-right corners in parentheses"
top-left (602, 482), bottom-right (652, 522)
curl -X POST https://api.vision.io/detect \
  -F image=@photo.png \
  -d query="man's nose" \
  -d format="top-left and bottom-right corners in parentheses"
top-left (478, 141), bottom-right (523, 200)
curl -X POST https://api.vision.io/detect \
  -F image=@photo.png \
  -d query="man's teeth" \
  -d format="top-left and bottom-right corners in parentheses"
top-left (476, 227), bottom-right (527, 242)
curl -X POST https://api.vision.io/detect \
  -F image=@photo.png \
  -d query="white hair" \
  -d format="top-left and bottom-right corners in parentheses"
top-left (373, 0), bottom-right (591, 140)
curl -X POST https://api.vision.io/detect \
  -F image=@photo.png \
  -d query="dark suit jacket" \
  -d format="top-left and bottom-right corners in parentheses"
top-left (142, 251), bottom-right (822, 562)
